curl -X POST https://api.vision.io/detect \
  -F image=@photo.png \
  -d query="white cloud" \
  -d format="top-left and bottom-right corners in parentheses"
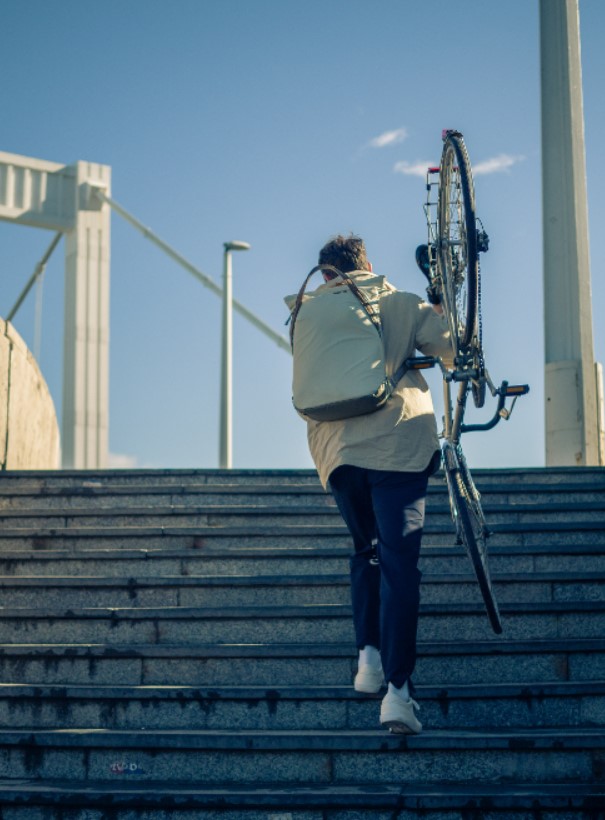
top-left (369, 127), bottom-right (408, 149)
top-left (393, 160), bottom-right (435, 177)
top-left (393, 154), bottom-right (525, 178)
top-left (107, 451), bottom-right (139, 469)
top-left (473, 154), bottom-right (525, 175)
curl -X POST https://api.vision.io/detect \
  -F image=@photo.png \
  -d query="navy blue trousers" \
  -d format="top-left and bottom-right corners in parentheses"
top-left (328, 464), bottom-right (430, 689)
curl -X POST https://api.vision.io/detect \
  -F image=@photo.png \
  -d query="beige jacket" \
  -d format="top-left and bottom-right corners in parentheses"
top-left (287, 271), bottom-right (453, 489)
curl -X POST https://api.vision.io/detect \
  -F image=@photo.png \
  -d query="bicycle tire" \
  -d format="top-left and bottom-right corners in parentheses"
top-left (447, 462), bottom-right (503, 634)
top-left (437, 132), bottom-right (479, 351)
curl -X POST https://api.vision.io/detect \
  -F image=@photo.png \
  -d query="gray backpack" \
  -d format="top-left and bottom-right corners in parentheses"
top-left (288, 265), bottom-right (408, 422)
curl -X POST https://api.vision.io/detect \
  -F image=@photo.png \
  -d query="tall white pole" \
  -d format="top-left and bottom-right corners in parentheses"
top-left (540, 0), bottom-right (604, 466)
top-left (63, 161), bottom-right (111, 469)
top-left (219, 241), bottom-right (250, 469)
top-left (219, 248), bottom-right (233, 469)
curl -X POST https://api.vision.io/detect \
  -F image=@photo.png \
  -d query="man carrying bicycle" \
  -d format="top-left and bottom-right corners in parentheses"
top-left (292, 234), bottom-right (451, 734)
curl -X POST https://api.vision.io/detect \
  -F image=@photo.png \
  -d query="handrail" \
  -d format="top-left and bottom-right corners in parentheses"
top-left (90, 187), bottom-right (291, 354)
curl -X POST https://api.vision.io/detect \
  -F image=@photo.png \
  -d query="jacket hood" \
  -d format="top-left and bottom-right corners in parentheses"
top-left (284, 270), bottom-right (396, 310)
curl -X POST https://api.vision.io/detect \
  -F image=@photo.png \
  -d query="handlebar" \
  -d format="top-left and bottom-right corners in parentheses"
top-left (461, 381), bottom-right (529, 433)
top-left (404, 357), bottom-right (529, 433)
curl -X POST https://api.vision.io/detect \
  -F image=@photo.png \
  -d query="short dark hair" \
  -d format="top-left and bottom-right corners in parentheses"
top-left (318, 234), bottom-right (369, 276)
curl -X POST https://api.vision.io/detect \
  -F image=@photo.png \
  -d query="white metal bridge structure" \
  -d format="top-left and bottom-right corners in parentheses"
top-left (0, 154), bottom-right (290, 469)
top-left (0, 0), bottom-right (603, 470)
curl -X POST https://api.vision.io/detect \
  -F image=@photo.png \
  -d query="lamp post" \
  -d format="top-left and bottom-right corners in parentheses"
top-left (219, 240), bottom-right (251, 469)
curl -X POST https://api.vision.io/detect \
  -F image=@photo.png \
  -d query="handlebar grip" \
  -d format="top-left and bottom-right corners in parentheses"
top-left (505, 384), bottom-right (530, 396)
top-left (405, 356), bottom-right (438, 370)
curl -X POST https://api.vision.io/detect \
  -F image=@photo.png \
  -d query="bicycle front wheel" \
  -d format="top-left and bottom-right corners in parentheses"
top-left (446, 458), bottom-right (503, 634)
top-left (438, 131), bottom-right (479, 352)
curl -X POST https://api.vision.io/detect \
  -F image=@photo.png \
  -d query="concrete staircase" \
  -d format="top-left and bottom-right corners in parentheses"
top-left (0, 466), bottom-right (603, 818)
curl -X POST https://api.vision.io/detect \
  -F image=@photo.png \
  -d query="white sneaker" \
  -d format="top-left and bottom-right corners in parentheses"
top-left (354, 664), bottom-right (385, 694)
top-left (380, 689), bottom-right (422, 734)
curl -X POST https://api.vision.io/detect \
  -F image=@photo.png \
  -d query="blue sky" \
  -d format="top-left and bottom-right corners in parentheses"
top-left (1, 0), bottom-right (604, 470)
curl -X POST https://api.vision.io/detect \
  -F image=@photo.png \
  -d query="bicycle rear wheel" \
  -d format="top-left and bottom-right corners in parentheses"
top-left (438, 131), bottom-right (479, 352)
top-left (445, 450), bottom-right (503, 634)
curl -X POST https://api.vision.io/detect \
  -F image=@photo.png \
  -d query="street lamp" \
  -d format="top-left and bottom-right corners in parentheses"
top-left (219, 240), bottom-right (251, 469)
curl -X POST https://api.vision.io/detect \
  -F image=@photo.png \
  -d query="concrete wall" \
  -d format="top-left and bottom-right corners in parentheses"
top-left (0, 318), bottom-right (60, 470)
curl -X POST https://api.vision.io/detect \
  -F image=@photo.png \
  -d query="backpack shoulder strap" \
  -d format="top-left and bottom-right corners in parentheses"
top-left (289, 265), bottom-right (383, 349)
top-left (387, 359), bottom-right (409, 391)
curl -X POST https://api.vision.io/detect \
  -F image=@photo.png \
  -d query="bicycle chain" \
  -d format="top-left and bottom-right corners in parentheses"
top-left (476, 249), bottom-right (485, 374)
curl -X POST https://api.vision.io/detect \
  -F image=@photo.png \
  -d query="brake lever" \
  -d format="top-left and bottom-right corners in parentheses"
top-left (499, 398), bottom-right (517, 421)
top-left (498, 383), bottom-right (530, 421)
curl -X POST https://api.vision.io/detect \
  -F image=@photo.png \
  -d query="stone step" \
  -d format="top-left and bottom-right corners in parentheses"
top-left (0, 781), bottom-right (602, 819)
top-left (0, 600), bottom-right (602, 645)
top-left (0, 466), bottom-right (601, 819)
top-left (0, 469), bottom-right (323, 490)
top-left (0, 680), bottom-right (602, 731)
top-left (1, 520), bottom-right (605, 555)
top-left (0, 487), bottom-right (337, 511)
top-left (0, 571), bottom-right (603, 609)
top-left (0, 480), bottom-right (603, 510)
top-left (1, 466), bottom-right (603, 490)
top-left (0, 638), bottom-right (600, 686)
top-left (1, 501), bottom-right (604, 530)
top-left (0, 727), bottom-right (601, 785)
top-left (0, 542), bottom-right (603, 577)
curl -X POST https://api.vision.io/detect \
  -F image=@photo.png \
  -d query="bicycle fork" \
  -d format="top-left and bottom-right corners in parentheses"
top-left (442, 440), bottom-right (490, 544)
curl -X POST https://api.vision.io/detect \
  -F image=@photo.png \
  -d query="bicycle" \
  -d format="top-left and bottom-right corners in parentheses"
top-left (407, 129), bottom-right (529, 635)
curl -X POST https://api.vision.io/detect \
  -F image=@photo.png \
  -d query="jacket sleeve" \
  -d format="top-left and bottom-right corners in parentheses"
top-left (414, 299), bottom-right (455, 367)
